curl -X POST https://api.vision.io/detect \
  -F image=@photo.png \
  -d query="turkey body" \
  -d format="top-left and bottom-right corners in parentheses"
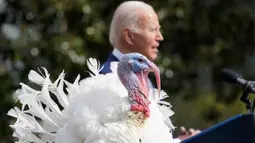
top-left (56, 73), bottom-right (174, 143)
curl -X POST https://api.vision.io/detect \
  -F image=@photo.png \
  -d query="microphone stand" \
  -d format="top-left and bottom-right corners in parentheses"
top-left (240, 91), bottom-right (252, 113)
top-left (240, 81), bottom-right (255, 113)
top-left (252, 97), bottom-right (255, 113)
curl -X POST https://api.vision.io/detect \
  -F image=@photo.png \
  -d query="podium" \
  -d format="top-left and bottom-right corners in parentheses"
top-left (182, 69), bottom-right (255, 142)
top-left (181, 114), bottom-right (255, 143)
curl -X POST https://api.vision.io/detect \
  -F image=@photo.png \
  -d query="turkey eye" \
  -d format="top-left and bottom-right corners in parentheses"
top-left (138, 58), bottom-right (143, 62)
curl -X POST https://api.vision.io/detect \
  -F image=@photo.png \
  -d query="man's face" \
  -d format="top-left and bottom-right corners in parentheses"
top-left (130, 9), bottom-right (163, 62)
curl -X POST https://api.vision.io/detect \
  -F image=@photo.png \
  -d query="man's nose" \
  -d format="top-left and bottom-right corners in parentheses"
top-left (156, 31), bottom-right (164, 41)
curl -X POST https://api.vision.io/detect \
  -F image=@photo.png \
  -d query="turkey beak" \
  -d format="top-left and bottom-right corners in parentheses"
top-left (148, 61), bottom-right (161, 97)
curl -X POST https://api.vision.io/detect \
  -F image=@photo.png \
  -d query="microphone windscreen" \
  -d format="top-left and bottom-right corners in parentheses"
top-left (220, 68), bottom-right (241, 84)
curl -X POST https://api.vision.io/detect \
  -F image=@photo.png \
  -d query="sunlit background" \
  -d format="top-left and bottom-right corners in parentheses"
top-left (0, 0), bottom-right (254, 142)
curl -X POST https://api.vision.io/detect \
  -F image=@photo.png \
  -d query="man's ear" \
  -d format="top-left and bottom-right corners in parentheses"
top-left (123, 28), bottom-right (133, 45)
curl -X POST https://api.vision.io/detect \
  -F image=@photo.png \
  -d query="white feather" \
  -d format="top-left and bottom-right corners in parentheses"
top-left (110, 61), bottom-right (119, 73)
top-left (87, 58), bottom-right (104, 76)
top-left (12, 128), bottom-right (45, 143)
top-left (149, 89), bottom-right (176, 130)
top-left (28, 70), bottom-right (44, 85)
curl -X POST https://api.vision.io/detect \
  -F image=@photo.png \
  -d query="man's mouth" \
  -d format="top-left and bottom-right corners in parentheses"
top-left (152, 47), bottom-right (158, 52)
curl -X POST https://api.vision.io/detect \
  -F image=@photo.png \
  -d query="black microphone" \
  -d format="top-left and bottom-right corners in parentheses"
top-left (220, 68), bottom-right (255, 94)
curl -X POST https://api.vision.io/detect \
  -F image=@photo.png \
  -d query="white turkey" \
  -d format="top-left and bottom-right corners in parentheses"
top-left (7, 53), bottom-right (175, 143)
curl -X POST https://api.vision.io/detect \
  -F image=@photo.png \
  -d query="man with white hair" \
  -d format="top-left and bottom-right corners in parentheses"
top-left (100, 0), bottom-right (162, 74)
top-left (100, 1), bottom-right (200, 142)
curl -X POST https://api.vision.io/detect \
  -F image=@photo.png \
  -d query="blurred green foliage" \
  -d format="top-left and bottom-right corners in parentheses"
top-left (0, 0), bottom-right (254, 142)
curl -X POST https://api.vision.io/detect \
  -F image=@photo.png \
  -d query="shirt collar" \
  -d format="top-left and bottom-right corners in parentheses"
top-left (112, 48), bottom-right (124, 60)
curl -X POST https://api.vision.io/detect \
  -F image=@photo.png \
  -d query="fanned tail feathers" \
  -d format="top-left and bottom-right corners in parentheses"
top-left (7, 67), bottom-right (76, 142)
top-left (7, 58), bottom-right (121, 143)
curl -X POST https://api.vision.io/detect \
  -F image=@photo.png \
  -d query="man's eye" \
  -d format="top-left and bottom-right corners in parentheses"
top-left (150, 27), bottom-right (159, 31)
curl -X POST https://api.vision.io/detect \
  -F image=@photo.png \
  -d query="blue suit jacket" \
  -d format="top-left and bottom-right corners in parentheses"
top-left (99, 53), bottom-right (119, 74)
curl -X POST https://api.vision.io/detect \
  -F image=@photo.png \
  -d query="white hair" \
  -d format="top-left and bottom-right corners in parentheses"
top-left (109, 1), bottom-right (154, 47)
